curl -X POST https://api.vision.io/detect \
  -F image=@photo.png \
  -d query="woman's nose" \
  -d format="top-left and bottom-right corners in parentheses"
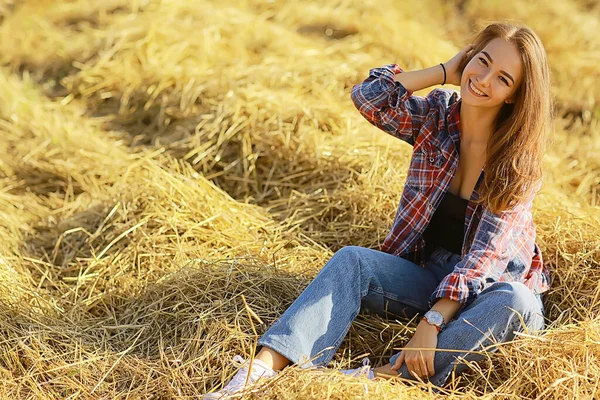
top-left (477, 70), bottom-right (493, 87)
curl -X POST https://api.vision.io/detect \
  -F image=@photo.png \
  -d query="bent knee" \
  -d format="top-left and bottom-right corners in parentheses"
top-left (329, 246), bottom-right (366, 265)
top-left (322, 246), bottom-right (364, 274)
top-left (334, 246), bottom-right (366, 257)
top-left (486, 281), bottom-right (538, 313)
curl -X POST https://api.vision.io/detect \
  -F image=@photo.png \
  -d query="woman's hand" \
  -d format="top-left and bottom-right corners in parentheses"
top-left (390, 320), bottom-right (439, 380)
top-left (442, 44), bottom-right (475, 86)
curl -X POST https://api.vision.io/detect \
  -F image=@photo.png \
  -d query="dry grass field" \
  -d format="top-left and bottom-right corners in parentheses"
top-left (0, 0), bottom-right (599, 398)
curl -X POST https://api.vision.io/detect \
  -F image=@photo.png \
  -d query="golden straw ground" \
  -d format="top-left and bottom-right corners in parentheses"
top-left (0, 0), bottom-right (598, 398)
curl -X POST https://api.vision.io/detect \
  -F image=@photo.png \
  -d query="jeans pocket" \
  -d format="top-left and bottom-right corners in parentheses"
top-left (360, 286), bottom-right (425, 320)
top-left (426, 246), bottom-right (461, 281)
top-left (427, 246), bottom-right (445, 265)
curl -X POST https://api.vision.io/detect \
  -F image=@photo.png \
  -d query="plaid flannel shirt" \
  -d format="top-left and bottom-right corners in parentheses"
top-left (351, 64), bottom-right (551, 308)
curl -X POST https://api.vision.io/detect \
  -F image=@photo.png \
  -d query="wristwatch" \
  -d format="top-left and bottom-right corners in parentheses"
top-left (422, 310), bottom-right (447, 332)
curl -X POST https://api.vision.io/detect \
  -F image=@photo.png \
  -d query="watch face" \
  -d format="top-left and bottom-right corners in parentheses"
top-left (426, 311), bottom-right (443, 325)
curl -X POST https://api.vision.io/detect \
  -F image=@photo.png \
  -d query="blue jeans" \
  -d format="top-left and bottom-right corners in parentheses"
top-left (257, 245), bottom-right (545, 387)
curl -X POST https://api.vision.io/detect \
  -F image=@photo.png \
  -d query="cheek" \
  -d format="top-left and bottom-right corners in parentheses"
top-left (463, 61), bottom-right (478, 75)
top-left (496, 83), bottom-right (514, 98)
top-left (461, 65), bottom-right (477, 85)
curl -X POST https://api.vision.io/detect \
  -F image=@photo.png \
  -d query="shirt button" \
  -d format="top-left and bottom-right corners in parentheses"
top-left (429, 157), bottom-right (435, 163)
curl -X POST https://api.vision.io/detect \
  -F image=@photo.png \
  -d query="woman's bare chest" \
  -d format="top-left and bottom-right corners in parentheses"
top-left (448, 145), bottom-right (486, 200)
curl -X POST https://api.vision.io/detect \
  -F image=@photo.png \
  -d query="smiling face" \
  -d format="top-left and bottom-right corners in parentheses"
top-left (460, 38), bottom-right (524, 109)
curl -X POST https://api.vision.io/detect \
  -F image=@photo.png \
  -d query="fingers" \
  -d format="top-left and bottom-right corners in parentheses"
top-left (407, 351), bottom-right (432, 380)
top-left (392, 351), bottom-right (435, 380)
top-left (426, 353), bottom-right (435, 378)
top-left (408, 364), bottom-right (424, 380)
top-left (461, 43), bottom-right (475, 56)
top-left (405, 355), bottom-right (421, 379)
top-left (416, 351), bottom-right (429, 379)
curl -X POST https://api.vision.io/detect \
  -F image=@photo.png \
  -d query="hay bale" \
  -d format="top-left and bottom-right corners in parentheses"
top-left (0, 0), bottom-right (598, 398)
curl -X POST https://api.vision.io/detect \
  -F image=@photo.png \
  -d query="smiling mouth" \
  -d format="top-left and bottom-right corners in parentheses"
top-left (468, 79), bottom-right (488, 97)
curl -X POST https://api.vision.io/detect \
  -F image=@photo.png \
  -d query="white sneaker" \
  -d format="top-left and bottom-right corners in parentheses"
top-left (203, 355), bottom-right (278, 399)
top-left (339, 358), bottom-right (375, 380)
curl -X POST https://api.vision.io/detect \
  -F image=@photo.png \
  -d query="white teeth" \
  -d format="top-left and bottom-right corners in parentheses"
top-left (469, 80), bottom-right (486, 97)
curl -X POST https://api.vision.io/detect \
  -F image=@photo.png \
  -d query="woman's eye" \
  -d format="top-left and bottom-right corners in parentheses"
top-left (500, 77), bottom-right (508, 85)
top-left (479, 57), bottom-right (488, 66)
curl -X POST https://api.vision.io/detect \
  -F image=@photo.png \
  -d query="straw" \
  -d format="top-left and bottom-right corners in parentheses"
top-left (0, 0), bottom-right (598, 398)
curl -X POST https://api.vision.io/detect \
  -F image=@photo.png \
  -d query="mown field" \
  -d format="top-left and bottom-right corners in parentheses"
top-left (0, 0), bottom-right (598, 398)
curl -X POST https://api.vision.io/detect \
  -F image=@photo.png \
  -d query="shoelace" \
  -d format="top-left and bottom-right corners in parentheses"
top-left (357, 357), bottom-right (373, 377)
top-left (341, 357), bottom-right (374, 379)
top-left (203, 356), bottom-right (277, 399)
top-left (232, 355), bottom-right (246, 367)
top-left (227, 356), bottom-right (277, 388)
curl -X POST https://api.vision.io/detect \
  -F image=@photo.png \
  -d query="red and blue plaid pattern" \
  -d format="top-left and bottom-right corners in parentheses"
top-left (351, 64), bottom-right (550, 308)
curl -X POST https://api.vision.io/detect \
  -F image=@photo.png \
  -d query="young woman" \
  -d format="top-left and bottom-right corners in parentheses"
top-left (204, 21), bottom-right (552, 398)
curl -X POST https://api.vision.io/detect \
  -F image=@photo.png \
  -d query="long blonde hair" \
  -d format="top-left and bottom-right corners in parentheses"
top-left (458, 22), bottom-right (554, 213)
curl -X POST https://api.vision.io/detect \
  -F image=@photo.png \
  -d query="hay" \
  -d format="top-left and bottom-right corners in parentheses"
top-left (0, 0), bottom-right (598, 398)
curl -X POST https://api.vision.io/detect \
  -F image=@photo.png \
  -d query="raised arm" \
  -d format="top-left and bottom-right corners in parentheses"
top-left (393, 64), bottom-right (447, 92)
top-left (350, 45), bottom-right (473, 146)
top-left (350, 64), bottom-right (443, 146)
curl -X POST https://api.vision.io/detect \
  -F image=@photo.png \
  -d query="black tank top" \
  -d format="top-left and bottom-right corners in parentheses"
top-left (423, 190), bottom-right (469, 255)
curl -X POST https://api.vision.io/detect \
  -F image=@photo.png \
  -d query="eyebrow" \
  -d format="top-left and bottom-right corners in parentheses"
top-left (482, 51), bottom-right (515, 85)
